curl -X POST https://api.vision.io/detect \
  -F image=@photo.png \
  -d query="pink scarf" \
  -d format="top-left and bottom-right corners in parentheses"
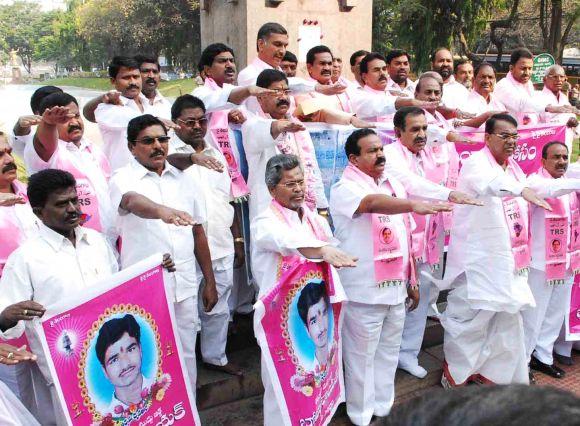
top-left (505, 72), bottom-right (539, 125)
top-left (269, 200), bottom-right (329, 280)
top-left (342, 163), bottom-right (417, 287)
top-left (204, 78), bottom-right (250, 200)
top-left (539, 168), bottom-right (580, 284)
top-left (484, 146), bottom-right (531, 273)
top-left (362, 85), bottom-right (395, 122)
top-left (0, 180), bottom-right (28, 276)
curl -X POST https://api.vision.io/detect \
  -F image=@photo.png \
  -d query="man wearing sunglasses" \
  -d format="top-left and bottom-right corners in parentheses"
top-left (109, 114), bottom-right (218, 394)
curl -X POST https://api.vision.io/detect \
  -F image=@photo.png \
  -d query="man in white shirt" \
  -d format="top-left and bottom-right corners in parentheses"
top-left (453, 59), bottom-right (474, 90)
top-left (134, 55), bottom-right (172, 119)
top-left (93, 56), bottom-right (154, 172)
top-left (538, 65), bottom-right (579, 151)
top-left (385, 49), bottom-right (416, 97)
top-left (330, 129), bottom-right (453, 425)
top-left (439, 113), bottom-right (553, 388)
top-left (240, 69), bottom-right (329, 220)
top-left (430, 48), bottom-right (469, 110)
top-left (0, 169), bottom-right (120, 425)
top-left (0, 134), bottom-right (39, 406)
top-left (251, 153), bottom-right (357, 425)
top-left (494, 48), bottom-right (576, 126)
top-left (25, 92), bottom-right (115, 241)
top-left (462, 62), bottom-right (507, 120)
top-left (109, 114), bottom-right (218, 392)
top-left (169, 95), bottom-right (244, 376)
top-left (522, 142), bottom-right (580, 381)
top-left (10, 86), bottom-right (62, 159)
top-left (237, 22), bottom-right (346, 113)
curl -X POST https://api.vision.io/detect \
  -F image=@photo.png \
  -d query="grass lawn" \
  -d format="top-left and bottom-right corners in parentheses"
top-left (44, 77), bottom-right (197, 98)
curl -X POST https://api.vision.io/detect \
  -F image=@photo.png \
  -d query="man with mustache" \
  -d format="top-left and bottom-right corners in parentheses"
top-left (134, 55), bottom-right (172, 120)
top-left (0, 133), bottom-right (39, 406)
top-left (522, 141), bottom-right (580, 381)
top-left (251, 153), bottom-right (357, 425)
top-left (109, 114), bottom-right (218, 392)
top-left (538, 65), bottom-right (579, 152)
top-left (430, 48), bottom-right (469, 111)
top-left (0, 169), bottom-right (120, 425)
top-left (240, 69), bottom-right (329, 221)
top-left (26, 92), bottom-right (115, 242)
top-left (238, 22), bottom-right (347, 114)
top-left (438, 113), bottom-right (560, 388)
top-left (462, 63), bottom-right (508, 120)
top-left (454, 59), bottom-right (474, 90)
top-left (385, 49), bottom-right (416, 97)
top-left (96, 314), bottom-right (151, 415)
top-left (494, 48), bottom-right (577, 126)
top-left (383, 106), bottom-right (480, 379)
top-left (294, 45), bottom-right (355, 121)
top-left (169, 95), bottom-right (244, 376)
top-left (329, 129), bottom-right (453, 425)
top-left (92, 56), bottom-right (156, 172)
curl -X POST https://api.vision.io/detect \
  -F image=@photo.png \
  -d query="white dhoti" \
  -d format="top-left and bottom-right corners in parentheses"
top-left (399, 262), bottom-right (435, 368)
top-left (342, 301), bottom-right (405, 426)
top-left (174, 296), bottom-right (199, 393)
top-left (0, 363), bottom-right (34, 414)
top-left (260, 354), bottom-right (285, 426)
top-left (441, 275), bottom-right (529, 385)
top-left (522, 268), bottom-right (572, 364)
top-left (229, 263), bottom-right (255, 315)
top-left (0, 379), bottom-right (40, 426)
top-left (199, 255), bottom-right (234, 366)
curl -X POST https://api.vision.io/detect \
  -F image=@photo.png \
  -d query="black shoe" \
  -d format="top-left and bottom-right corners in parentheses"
top-left (554, 352), bottom-right (574, 366)
top-left (530, 356), bottom-right (566, 379)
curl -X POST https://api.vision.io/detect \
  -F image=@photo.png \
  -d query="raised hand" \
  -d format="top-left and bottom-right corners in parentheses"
top-left (101, 90), bottom-right (122, 105)
top-left (411, 201), bottom-right (454, 215)
top-left (522, 187), bottom-right (552, 211)
top-left (191, 153), bottom-right (224, 173)
top-left (448, 191), bottom-right (484, 206)
top-left (17, 115), bottom-right (42, 129)
top-left (159, 206), bottom-right (196, 226)
top-left (315, 82), bottom-right (347, 96)
top-left (320, 246), bottom-right (358, 268)
top-left (0, 343), bottom-right (37, 365)
top-left (0, 193), bottom-right (26, 207)
top-left (42, 106), bottom-right (73, 125)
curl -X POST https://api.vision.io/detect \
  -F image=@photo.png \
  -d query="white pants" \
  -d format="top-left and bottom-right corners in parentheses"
top-left (399, 263), bottom-right (434, 366)
top-left (0, 363), bottom-right (34, 415)
top-left (199, 255), bottom-right (234, 366)
top-left (261, 354), bottom-right (285, 426)
top-left (522, 268), bottom-right (572, 364)
top-left (554, 324), bottom-right (580, 357)
top-left (174, 296), bottom-right (199, 394)
top-left (342, 301), bottom-right (406, 426)
top-left (229, 263), bottom-right (255, 315)
top-left (0, 380), bottom-right (39, 426)
top-left (441, 277), bottom-right (528, 385)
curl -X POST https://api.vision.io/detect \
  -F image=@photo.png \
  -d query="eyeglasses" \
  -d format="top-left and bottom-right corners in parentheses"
top-left (279, 180), bottom-right (305, 189)
top-left (492, 133), bottom-right (520, 142)
top-left (177, 117), bottom-right (208, 127)
top-left (133, 136), bottom-right (170, 145)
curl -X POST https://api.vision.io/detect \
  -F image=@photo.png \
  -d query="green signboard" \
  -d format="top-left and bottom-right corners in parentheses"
top-left (531, 53), bottom-right (556, 84)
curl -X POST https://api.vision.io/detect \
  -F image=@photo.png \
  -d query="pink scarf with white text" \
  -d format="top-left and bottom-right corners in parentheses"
top-left (342, 163), bottom-right (417, 287)
top-left (0, 180), bottom-right (27, 275)
top-left (204, 78), bottom-right (250, 200)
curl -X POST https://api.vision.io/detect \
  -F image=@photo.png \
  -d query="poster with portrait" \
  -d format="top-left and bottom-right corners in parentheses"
top-left (34, 256), bottom-right (199, 426)
top-left (566, 274), bottom-right (580, 341)
top-left (254, 261), bottom-right (346, 426)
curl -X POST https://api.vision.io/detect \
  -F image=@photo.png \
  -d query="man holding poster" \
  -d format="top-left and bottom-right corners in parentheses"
top-left (522, 141), bottom-right (580, 380)
top-left (329, 129), bottom-right (454, 426)
top-left (251, 153), bottom-right (357, 425)
top-left (0, 169), bottom-right (119, 425)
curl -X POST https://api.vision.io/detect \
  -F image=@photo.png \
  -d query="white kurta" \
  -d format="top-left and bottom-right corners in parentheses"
top-left (442, 75), bottom-right (470, 111)
top-left (494, 73), bottom-right (546, 125)
top-left (0, 224), bottom-right (118, 425)
top-left (349, 86), bottom-right (397, 121)
top-left (241, 115), bottom-right (328, 221)
top-left (386, 78), bottom-right (416, 97)
top-left (537, 87), bottom-right (578, 152)
top-left (146, 90), bottom-right (172, 120)
top-left (94, 94), bottom-right (153, 172)
top-left (462, 90), bottom-right (507, 117)
top-left (522, 172), bottom-right (580, 364)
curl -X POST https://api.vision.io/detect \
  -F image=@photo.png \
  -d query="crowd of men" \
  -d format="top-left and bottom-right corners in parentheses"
top-left (0, 20), bottom-right (580, 426)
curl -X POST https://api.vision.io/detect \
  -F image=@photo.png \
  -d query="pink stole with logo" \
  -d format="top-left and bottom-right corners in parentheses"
top-left (342, 164), bottom-right (417, 287)
top-left (55, 143), bottom-right (109, 233)
top-left (204, 78), bottom-right (250, 200)
top-left (539, 168), bottom-right (580, 284)
top-left (269, 200), bottom-right (329, 281)
top-left (484, 146), bottom-right (531, 273)
top-left (0, 180), bottom-right (28, 276)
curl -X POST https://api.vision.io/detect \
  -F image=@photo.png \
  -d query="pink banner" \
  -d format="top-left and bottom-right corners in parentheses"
top-left (566, 274), bottom-right (580, 341)
top-left (34, 257), bottom-right (199, 426)
top-left (254, 261), bottom-right (344, 426)
top-left (454, 124), bottom-right (567, 175)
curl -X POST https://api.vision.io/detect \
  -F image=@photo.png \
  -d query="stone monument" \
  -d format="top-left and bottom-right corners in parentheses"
top-left (200, 0), bottom-right (372, 79)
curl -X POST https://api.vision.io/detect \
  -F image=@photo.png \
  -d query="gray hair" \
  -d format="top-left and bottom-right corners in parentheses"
top-left (415, 71), bottom-right (444, 93)
top-left (265, 154), bottom-right (302, 190)
top-left (544, 64), bottom-right (565, 77)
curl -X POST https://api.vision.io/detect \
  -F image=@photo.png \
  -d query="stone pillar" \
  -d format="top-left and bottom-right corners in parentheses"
top-left (200, 0), bottom-right (372, 80)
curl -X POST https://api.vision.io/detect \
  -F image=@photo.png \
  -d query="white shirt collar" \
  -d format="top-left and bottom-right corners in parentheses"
top-left (38, 223), bottom-right (90, 252)
top-left (129, 157), bottom-right (180, 179)
top-left (120, 92), bottom-right (149, 107)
